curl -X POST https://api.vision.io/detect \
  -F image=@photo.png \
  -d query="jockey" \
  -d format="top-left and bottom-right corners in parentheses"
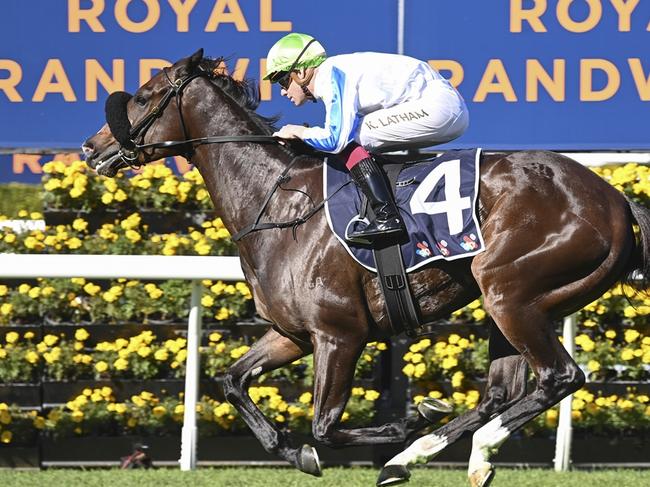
top-left (265, 33), bottom-right (469, 242)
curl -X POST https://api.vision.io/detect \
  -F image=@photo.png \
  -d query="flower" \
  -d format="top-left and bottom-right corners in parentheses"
top-left (230, 345), bottom-right (250, 360)
top-left (152, 406), bottom-right (167, 418)
top-left (83, 283), bottom-right (101, 296)
top-left (75, 328), bottom-right (90, 341)
top-left (72, 218), bottom-right (88, 232)
top-left (625, 329), bottom-right (640, 343)
top-left (25, 351), bottom-right (39, 364)
top-left (114, 358), bottom-right (128, 371)
top-left (299, 392), bottom-right (312, 404)
top-left (472, 309), bottom-right (486, 321)
top-left (215, 307), bottom-right (231, 321)
top-left (364, 390), bottom-right (380, 401)
top-left (154, 349), bottom-right (169, 361)
top-left (5, 331), bottom-right (19, 344)
top-left (587, 360), bottom-right (601, 372)
top-left (0, 303), bottom-right (12, 316)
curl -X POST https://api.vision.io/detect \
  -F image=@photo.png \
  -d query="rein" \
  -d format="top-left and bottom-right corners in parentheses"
top-left (231, 157), bottom-right (352, 242)
top-left (104, 66), bottom-right (348, 242)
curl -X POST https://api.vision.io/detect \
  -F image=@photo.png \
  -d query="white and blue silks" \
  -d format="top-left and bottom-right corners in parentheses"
top-left (301, 52), bottom-right (469, 154)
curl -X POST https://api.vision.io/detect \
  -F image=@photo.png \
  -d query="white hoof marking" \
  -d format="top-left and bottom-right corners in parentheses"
top-left (385, 434), bottom-right (448, 467)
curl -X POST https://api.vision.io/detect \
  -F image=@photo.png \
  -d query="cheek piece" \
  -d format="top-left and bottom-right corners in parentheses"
top-left (105, 91), bottom-right (135, 150)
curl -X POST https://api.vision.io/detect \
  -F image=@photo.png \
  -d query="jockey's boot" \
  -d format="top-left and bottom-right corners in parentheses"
top-left (347, 157), bottom-right (405, 242)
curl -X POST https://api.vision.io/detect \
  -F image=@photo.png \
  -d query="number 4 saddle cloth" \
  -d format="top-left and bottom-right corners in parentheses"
top-left (324, 148), bottom-right (486, 273)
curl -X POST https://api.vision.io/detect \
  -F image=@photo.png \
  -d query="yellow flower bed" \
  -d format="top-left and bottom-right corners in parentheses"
top-left (0, 212), bottom-right (235, 256)
top-left (0, 329), bottom-right (386, 385)
top-left (0, 277), bottom-right (252, 325)
top-left (41, 161), bottom-right (212, 212)
top-left (0, 383), bottom-right (381, 442)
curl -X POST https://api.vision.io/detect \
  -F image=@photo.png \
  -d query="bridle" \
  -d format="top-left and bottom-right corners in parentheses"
top-left (102, 63), bottom-right (349, 241)
top-left (104, 67), bottom-right (277, 170)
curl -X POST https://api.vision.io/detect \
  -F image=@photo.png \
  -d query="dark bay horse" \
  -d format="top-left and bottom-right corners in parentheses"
top-left (82, 50), bottom-right (650, 487)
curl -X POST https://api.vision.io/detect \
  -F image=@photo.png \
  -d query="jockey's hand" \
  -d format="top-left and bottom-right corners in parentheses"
top-left (273, 124), bottom-right (307, 140)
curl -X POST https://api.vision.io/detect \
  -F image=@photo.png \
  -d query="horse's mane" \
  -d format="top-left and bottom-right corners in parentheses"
top-left (196, 56), bottom-right (322, 161)
top-left (197, 57), bottom-right (279, 135)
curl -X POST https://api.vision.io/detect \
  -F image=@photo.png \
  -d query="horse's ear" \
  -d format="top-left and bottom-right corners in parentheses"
top-left (189, 48), bottom-right (204, 70)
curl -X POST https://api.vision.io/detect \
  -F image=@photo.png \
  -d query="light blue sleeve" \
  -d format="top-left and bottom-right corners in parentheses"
top-left (302, 66), bottom-right (360, 154)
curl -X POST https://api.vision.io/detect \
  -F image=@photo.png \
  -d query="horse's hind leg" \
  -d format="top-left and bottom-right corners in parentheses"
top-left (222, 327), bottom-right (318, 475)
top-left (465, 307), bottom-right (584, 487)
top-left (377, 321), bottom-right (529, 486)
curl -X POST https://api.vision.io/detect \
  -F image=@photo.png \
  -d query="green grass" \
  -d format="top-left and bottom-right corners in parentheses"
top-left (0, 468), bottom-right (648, 487)
top-left (0, 183), bottom-right (42, 217)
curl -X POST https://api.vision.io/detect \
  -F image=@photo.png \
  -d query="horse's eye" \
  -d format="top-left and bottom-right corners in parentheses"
top-left (134, 95), bottom-right (147, 106)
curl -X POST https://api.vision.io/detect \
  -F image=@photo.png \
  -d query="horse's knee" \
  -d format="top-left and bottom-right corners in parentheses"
top-left (562, 363), bottom-right (585, 394)
top-left (222, 372), bottom-right (237, 403)
top-left (222, 368), bottom-right (247, 404)
top-left (476, 385), bottom-right (508, 419)
top-left (477, 355), bottom-right (528, 418)
top-left (537, 362), bottom-right (585, 400)
top-left (312, 422), bottom-right (337, 447)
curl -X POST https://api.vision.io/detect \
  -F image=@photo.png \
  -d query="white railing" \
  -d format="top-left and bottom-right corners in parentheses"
top-left (554, 314), bottom-right (577, 471)
top-left (0, 254), bottom-right (245, 471)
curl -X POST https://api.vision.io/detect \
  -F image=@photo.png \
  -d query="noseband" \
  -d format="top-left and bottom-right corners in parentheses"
top-left (104, 68), bottom-right (277, 168)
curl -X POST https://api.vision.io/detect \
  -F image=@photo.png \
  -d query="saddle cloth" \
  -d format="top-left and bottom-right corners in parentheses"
top-left (324, 148), bottom-right (485, 273)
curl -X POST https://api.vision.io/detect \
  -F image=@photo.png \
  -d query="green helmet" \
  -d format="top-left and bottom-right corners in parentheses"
top-left (264, 33), bottom-right (326, 82)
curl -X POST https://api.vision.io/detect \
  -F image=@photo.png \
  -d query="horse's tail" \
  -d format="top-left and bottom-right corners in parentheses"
top-left (624, 196), bottom-right (650, 292)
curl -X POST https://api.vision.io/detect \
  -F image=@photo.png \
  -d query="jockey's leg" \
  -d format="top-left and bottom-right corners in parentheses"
top-left (346, 92), bottom-right (468, 243)
top-left (346, 147), bottom-right (405, 241)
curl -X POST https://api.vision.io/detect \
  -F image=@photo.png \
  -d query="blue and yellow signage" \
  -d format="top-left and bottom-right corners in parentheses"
top-left (1, 1), bottom-right (648, 182)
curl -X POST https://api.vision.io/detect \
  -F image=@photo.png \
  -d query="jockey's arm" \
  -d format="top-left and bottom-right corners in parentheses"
top-left (275, 65), bottom-right (359, 154)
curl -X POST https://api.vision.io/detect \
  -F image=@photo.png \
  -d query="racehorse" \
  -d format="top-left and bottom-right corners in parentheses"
top-left (82, 50), bottom-right (650, 487)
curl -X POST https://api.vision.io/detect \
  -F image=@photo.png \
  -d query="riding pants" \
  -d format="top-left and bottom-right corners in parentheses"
top-left (355, 83), bottom-right (469, 153)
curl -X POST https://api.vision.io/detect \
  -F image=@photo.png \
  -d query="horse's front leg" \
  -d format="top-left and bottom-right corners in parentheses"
top-left (309, 330), bottom-right (439, 449)
top-left (222, 327), bottom-right (319, 475)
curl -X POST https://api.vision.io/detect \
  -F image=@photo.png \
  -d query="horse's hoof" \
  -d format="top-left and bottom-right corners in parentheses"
top-left (297, 444), bottom-right (322, 477)
top-left (376, 464), bottom-right (411, 486)
top-left (468, 462), bottom-right (495, 487)
top-left (417, 397), bottom-right (453, 423)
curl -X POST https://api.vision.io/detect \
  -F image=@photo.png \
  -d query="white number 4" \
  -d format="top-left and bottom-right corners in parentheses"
top-left (409, 159), bottom-right (471, 235)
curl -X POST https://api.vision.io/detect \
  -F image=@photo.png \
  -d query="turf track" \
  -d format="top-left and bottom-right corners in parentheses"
top-left (1, 467), bottom-right (648, 487)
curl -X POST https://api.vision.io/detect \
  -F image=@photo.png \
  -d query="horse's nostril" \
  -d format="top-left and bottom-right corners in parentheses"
top-left (81, 142), bottom-right (95, 158)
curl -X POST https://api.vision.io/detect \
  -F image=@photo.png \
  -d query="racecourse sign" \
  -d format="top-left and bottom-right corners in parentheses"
top-left (0, 0), bottom-right (648, 180)
top-left (406, 0), bottom-right (650, 150)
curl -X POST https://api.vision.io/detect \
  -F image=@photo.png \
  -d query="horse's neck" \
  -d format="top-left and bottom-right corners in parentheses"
top-left (195, 144), bottom-right (286, 224)
top-left (187, 83), bottom-right (321, 268)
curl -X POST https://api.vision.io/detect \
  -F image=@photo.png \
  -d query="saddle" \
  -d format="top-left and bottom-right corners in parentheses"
top-left (325, 148), bottom-right (484, 337)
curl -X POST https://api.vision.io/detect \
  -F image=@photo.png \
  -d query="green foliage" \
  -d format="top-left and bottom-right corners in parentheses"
top-left (0, 183), bottom-right (42, 217)
top-left (0, 337), bottom-right (40, 383)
